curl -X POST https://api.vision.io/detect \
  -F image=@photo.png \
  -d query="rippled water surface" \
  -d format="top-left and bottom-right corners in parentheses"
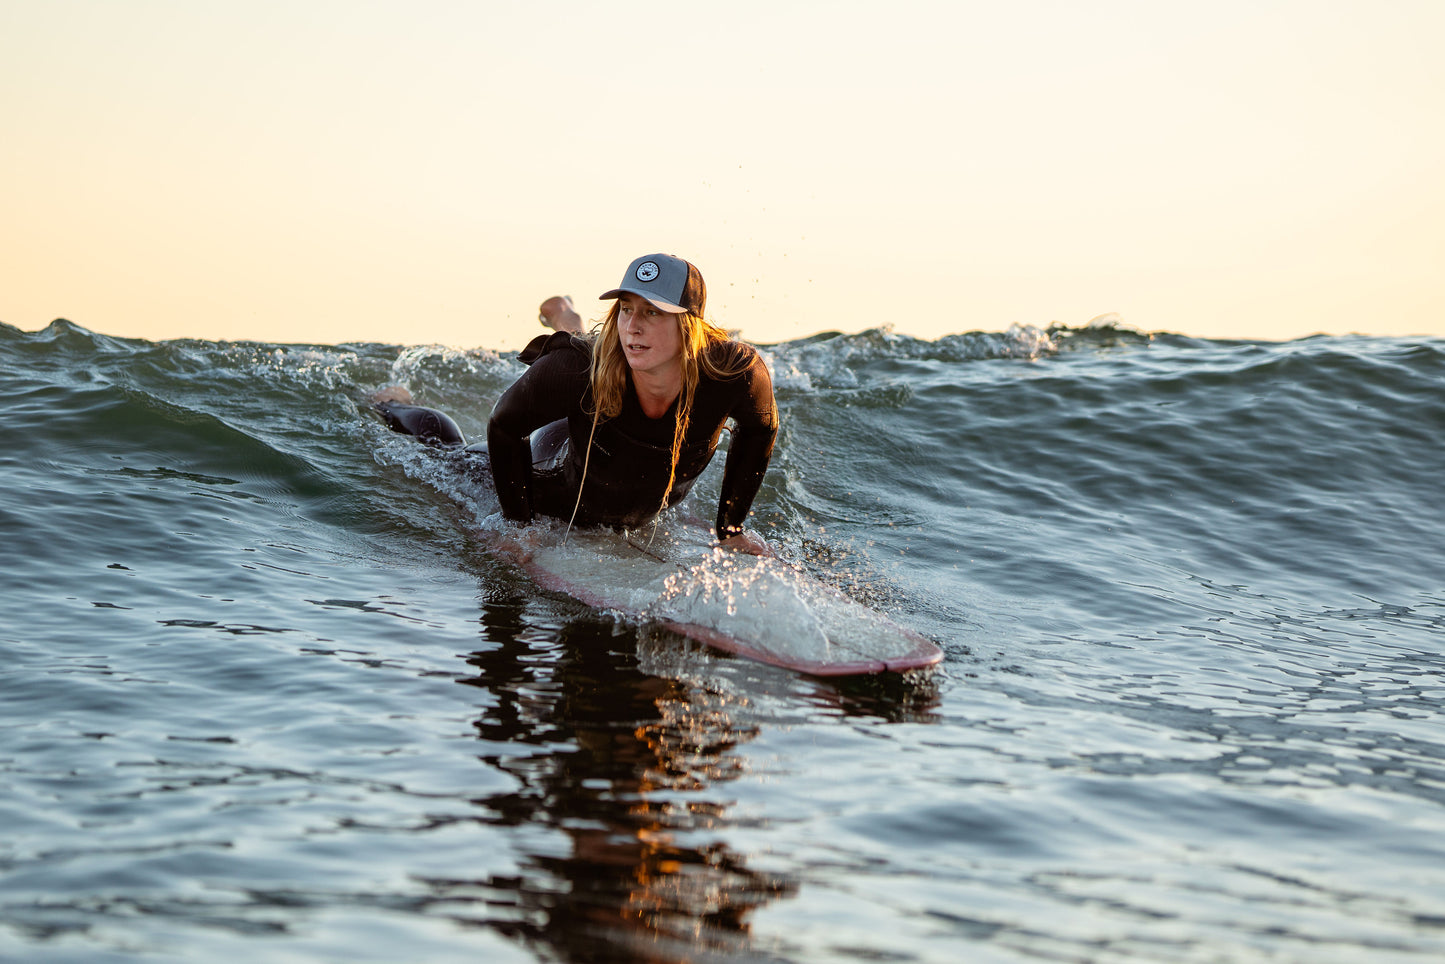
top-left (3, 319), bottom-right (1444, 962)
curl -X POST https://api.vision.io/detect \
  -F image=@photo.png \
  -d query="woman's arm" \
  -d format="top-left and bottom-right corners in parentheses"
top-left (714, 353), bottom-right (779, 542)
top-left (487, 338), bottom-right (590, 521)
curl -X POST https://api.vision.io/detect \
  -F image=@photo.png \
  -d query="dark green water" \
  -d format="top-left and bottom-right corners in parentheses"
top-left (3, 318), bottom-right (1443, 962)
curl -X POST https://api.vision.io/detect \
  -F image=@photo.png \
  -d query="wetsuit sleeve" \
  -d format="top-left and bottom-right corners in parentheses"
top-left (487, 338), bottom-right (589, 522)
top-left (715, 354), bottom-right (779, 539)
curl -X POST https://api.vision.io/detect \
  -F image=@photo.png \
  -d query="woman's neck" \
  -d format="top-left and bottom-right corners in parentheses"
top-left (630, 367), bottom-right (682, 419)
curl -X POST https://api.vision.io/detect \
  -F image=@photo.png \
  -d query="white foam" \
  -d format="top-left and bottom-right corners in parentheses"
top-left (651, 552), bottom-right (832, 661)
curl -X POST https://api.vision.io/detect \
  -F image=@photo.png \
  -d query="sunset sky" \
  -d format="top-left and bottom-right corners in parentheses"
top-left (3, 0), bottom-right (1442, 350)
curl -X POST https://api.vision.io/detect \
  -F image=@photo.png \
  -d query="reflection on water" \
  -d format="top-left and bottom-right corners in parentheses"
top-left (427, 595), bottom-right (801, 963)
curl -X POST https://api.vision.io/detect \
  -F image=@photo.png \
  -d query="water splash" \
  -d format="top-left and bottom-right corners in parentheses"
top-left (653, 549), bottom-right (832, 659)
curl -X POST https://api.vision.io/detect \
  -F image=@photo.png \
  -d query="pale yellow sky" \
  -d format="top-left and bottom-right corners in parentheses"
top-left (3, 0), bottom-right (1442, 349)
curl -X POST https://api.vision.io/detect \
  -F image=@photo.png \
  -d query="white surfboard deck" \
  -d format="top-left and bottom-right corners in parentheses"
top-left (514, 522), bottom-right (943, 676)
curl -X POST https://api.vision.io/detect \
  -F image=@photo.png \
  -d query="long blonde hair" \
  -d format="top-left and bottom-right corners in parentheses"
top-left (578, 301), bottom-right (751, 523)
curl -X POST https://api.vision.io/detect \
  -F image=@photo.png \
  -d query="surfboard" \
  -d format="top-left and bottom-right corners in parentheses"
top-left (513, 522), bottom-right (944, 676)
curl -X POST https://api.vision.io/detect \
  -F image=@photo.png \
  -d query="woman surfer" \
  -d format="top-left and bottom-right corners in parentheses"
top-left (375, 253), bottom-right (778, 556)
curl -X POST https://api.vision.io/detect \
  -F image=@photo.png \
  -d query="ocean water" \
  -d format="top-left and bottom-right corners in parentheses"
top-left (3, 316), bottom-right (1444, 963)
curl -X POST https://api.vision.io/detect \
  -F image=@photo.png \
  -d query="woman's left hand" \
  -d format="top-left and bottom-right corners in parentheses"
top-left (719, 530), bottom-right (775, 557)
top-left (485, 527), bottom-right (543, 565)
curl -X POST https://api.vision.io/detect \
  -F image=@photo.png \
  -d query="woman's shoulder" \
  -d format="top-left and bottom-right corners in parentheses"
top-left (518, 331), bottom-right (592, 369)
top-left (701, 336), bottom-right (763, 373)
top-left (699, 337), bottom-right (774, 419)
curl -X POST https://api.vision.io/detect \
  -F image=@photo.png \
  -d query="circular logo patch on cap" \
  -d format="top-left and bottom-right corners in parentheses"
top-left (635, 261), bottom-right (660, 283)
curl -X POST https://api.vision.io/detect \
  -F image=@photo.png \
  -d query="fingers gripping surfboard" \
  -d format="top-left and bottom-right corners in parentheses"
top-left (516, 525), bottom-right (944, 676)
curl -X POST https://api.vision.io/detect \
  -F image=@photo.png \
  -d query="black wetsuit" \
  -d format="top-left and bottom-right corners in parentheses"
top-left (491, 331), bottom-right (777, 538)
top-left (380, 331), bottom-right (778, 539)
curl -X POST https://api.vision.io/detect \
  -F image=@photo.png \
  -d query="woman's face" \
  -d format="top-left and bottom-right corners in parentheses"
top-left (616, 293), bottom-right (684, 377)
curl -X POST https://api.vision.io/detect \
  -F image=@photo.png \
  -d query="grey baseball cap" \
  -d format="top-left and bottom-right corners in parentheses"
top-left (599, 253), bottom-right (698, 314)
